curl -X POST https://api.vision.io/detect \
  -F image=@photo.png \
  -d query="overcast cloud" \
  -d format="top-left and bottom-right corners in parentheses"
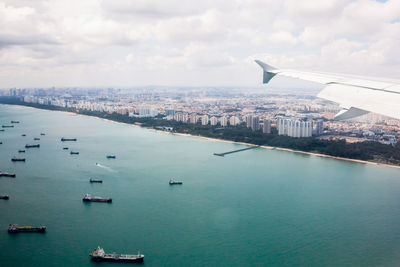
top-left (0, 0), bottom-right (399, 88)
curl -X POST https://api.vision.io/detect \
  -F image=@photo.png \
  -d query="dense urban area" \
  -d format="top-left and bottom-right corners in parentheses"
top-left (1, 87), bottom-right (399, 165)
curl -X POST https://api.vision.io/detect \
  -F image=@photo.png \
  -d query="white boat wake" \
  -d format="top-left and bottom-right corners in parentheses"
top-left (95, 163), bottom-right (117, 172)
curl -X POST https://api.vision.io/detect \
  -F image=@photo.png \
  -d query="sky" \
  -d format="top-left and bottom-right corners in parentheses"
top-left (0, 0), bottom-right (399, 88)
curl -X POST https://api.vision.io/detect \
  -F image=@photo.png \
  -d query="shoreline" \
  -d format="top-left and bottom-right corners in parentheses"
top-left (3, 103), bottom-right (400, 170)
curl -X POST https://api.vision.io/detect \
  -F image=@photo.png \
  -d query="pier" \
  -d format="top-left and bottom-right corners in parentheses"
top-left (213, 146), bottom-right (259, 157)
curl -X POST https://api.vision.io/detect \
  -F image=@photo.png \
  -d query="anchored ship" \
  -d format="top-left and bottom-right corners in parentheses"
top-left (0, 195), bottom-right (9, 200)
top-left (22, 134), bottom-right (26, 136)
top-left (18, 150), bottom-right (25, 153)
top-left (63, 147), bottom-right (69, 150)
top-left (70, 151), bottom-right (79, 155)
top-left (0, 173), bottom-right (16, 178)
top-left (61, 137), bottom-right (77, 141)
top-left (2, 125), bottom-right (14, 128)
top-left (25, 144), bottom-right (40, 148)
top-left (11, 121), bottom-right (19, 123)
top-left (8, 224), bottom-right (46, 233)
top-left (34, 137), bottom-right (40, 141)
top-left (90, 246), bottom-right (144, 263)
top-left (11, 157), bottom-right (25, 162)
top-left (82, 194), bottom-right (112, 203)
top-left (40, 133), bottom-right (45, 136)
top-left (106, 155), bottom-right (116, 159)
top-left (90, 178), bottom-right (103, 183)
top-left (169, 179), bottom-right (183, 185)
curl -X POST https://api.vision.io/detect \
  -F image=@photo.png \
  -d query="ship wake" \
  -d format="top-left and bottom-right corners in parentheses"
top-left (95, 163), bottom-right (117, 172)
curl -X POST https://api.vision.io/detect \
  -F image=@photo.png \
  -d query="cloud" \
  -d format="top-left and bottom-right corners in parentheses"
top-left (0, 0), bottom-right (399, 87)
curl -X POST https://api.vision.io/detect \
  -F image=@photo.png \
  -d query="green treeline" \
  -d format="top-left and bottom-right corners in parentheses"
top-left (1, 96), bottom-right (399, 165)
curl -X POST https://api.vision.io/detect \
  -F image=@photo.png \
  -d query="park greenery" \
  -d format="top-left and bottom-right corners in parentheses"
top-left (1, 96), bottom-right (399, 166)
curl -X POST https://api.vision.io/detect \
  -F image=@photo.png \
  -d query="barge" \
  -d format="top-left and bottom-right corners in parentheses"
top-left (169, 179), bottom-right (183, 185)
top-left (82, 194), bottom-right (112, 203)
top-left (25, 144), bottom-right (40, 148)
top-left (11, 157), bottom-right (25, 162)
top-left (90, 178), bottom-right (103, 183)
top-left (0, 173), bottom-right (16, 178)
top-left (0, 195), bottom-right (9, 200)
top-left (8, 224), bottom-right (46, 233)
top-left (61, 137), bottom-right (77, 141)
top-left (90, 246), bottom-right (144, 263)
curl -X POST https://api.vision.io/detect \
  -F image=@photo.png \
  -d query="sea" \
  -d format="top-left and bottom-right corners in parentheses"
top-left (1, 104), bottom-right (400, 267)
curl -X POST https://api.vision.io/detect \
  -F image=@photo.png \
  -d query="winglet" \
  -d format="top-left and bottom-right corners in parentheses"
top-left (255, 60), bottom-right (277, 84)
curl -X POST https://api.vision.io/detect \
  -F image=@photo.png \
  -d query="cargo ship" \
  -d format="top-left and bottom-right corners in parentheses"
top-left (40, 133), bottom-right (45, 136)
top-left (22, 134), bottom-right (26, 136)
top-left (82, 194), bottom-right (112, 203)
top-left (11, 121), bottom-right (19, 123)
top-left (90, 246), bottom-right (144, 263)
top-left (90, 178), bottom-right (103, 183)
top-left (0, 195), bottom-right (9, 200)
top-left (2, 125), bottom-right (14, 128)
top-left (70, 151), bottom-right (79, 155)
top-left (63, 147), bottom-right (69, 150)
top-left (61, 137), bottom-right (77, 141)
top-left (18, 150), bottom-right (25, 153)
top-left (169, 179), bottom-right (183, 185)
top-left (25, 144), bottom-right (40, 148)
top-left (106, 155), bottom-right (116, 159)
top-left (8, 224), bottom-right (46, 233)
top-left (11, 157), bottom-right (25, 162)
top-left (0, 173), bottom-right (16, 178)
top-left (0, 129), bottom-right (4, 131)
top-left (34, 137), bottom-right (40, 141)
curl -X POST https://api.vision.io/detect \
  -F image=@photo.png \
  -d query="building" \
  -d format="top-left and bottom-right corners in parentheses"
top-left (229, 116), bottom-right (240, 126)
top-left (278, 118), bottom-right (313, 138)
top-left (315, 119), bottom-right (324, 135)
top-left (139, 106), bottom-right (158, 117)
top-left (210, 116), bottom-right (218, 126)
top-left (251, 116), bottom-right (260, 131)
top-left (201, 115), bottom-right (209, 125)
top-left (189, 114), bottom-right (198, 124)
top-left (165, 109), bottom-right (175, 117)
top-left (220, 116), bottom-right (228, 127)
top-left (263, 119), bottom-right (271, 134)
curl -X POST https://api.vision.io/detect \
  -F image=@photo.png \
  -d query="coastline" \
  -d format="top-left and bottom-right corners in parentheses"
top-left (3, 103), bottom-right (400, 170)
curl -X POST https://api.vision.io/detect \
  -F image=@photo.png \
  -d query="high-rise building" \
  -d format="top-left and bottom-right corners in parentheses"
top-left (220, 116), bottom-right (228, 127)
top-left (189, 114), bottom-right (198, 124)
top-left (278, 118), bottom-right (312, 137)
top-left (251, 116), bottom-right (260, 131)
top-left (246, 115), bottom-right (252, 128)
top-left (263, 119), bottom-right (271, 134)
top-left (139, 106), bottom-right (158, 117)
top-left (315, 120), bottom-right (324, 135)
top-left (229, 116), bottom-right (240, 126)
top-left (201, 115), bottom-right (209, 125)
top-left (210, 116), bottom-right (218, 126)
top-left (165, 109), bottom-right (175, 117)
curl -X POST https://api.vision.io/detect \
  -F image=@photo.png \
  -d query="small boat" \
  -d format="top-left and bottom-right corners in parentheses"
top-left (169, 179), bottom-right (183, 185)
top-left (0, 173), bottom-right (16, 178)
top-left (106, 155), bottom-right (116, 159)
top-left (90, 178), bottom-right (103, 183)
top-left (40, 133), bottom-right (45, 136)
top-left (0, 195), bottom-right (9, 200)
top-left (63, 147), bottom-right (69, 150)
top-left (8, 224), bottom-right (46, 233)
top-left (61, 137), bottom-right (77, 141)
top-left (70, 151), bottom-right (79, 155)
top-left (11, 121), bottom-right (19, 124)
top-left (11, 157), bottom-right (25, 162)
top-left (90, 246), bottom-right (144, 263)
top-left (82, 194), bottom-right (111, 203)
top-left (18, 150), bottom-right (25, 153)
top-left (25, 144), bottom-right (40, 148)
top-left (33, 137), bottom-right (40, 141)
top-left (22, 134), bottom-right (26, 136)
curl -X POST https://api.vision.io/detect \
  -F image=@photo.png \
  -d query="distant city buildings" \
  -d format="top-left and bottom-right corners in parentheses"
top-left (263, 119), bottom-right (271, 134)
top-left (278, 118), bottom-right (313, 138)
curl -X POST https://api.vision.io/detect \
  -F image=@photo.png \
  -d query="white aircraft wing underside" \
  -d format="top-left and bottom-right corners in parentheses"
top-left (255, 60), bottom-right (400, 120)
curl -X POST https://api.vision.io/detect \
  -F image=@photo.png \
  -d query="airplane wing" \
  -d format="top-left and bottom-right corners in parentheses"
top-left (255, 60), bottom-right (400, 120)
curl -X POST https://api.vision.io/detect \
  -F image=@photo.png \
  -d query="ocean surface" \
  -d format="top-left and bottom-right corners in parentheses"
top-left (1, 104), bottom-right (400, 267)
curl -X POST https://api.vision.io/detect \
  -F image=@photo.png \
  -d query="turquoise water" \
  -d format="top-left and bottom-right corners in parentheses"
top-left (1, 104), bottom-right (400, 267)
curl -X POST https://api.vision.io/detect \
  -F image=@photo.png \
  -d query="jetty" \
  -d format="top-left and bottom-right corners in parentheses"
top-left (213, 146), bottom-right (259, 157)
